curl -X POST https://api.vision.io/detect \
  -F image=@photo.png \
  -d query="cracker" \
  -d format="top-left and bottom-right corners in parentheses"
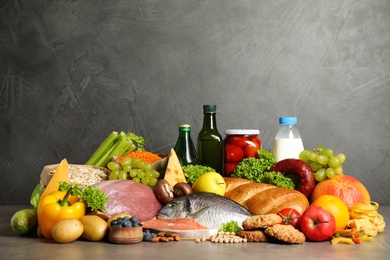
top-left (237, 230), bottom-right (268, 242)
top-left (242, 214), bottom-right (283, 230)
top-left (264, 224), bottom-right (306, 244)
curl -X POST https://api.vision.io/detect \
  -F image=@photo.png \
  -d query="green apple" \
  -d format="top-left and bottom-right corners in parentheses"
top-left (192, 172), bottom-right (226, 196)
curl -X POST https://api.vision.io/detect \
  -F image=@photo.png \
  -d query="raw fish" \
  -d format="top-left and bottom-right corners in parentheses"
top-left (157, 192), bottom-right (252, 229)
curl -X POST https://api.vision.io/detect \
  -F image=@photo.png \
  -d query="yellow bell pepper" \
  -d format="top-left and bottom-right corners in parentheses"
top-left (37, 188), bottom-right (86, 239)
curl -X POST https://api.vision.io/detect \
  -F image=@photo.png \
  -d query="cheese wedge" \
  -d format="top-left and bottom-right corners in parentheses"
top-left (164, 148), bottom-right (186, 187)
top-left (41, 158), bottom-right (69, 197)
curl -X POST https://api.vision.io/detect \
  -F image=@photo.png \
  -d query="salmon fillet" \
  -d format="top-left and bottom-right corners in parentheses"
top-left (142, 218), bottom-right (218, 238)
top-left (142, 218), bottom-right (209, 230)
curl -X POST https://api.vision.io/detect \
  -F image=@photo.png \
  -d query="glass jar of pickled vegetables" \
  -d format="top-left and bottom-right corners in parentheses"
top-left (223, 129), bottom-right (262, 177)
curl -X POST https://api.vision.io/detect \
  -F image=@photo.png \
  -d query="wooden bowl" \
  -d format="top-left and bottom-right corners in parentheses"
top-left (109, 226), bottom-right (143, 244)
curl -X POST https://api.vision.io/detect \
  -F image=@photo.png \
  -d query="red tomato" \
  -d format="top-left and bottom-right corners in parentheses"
top-left (249, 136), bottom-right (262, 149)
top-left (226, 135), bottom-right (249, 148)
top-left (225, 144), bottom-right (244, 163)
top-left (243, 141), bottom-right (260, 158)
top-left (278, 208), bottom-right (301, 229)
top-left (224, 163), bottom-right (237, 177)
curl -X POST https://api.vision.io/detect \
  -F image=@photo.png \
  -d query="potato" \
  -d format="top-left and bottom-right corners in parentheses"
top-left (52, 218), bottom-right (83, 243)
top-left (80, 215), bottom-right (109, 241)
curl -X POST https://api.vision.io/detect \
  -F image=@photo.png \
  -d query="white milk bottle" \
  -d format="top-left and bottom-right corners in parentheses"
top-left (272, 117), bottom-right (304, 162)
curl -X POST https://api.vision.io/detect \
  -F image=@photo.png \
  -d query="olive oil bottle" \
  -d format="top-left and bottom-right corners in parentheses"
top-left (197, 105), bottom-right (223, 174)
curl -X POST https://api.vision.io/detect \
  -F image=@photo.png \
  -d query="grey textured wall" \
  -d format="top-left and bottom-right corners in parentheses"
top-left (1, 0), bottom-right (389, 205)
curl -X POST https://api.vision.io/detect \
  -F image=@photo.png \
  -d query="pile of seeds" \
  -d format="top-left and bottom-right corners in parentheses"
top-left (196, 231), bottom-right (248, 243)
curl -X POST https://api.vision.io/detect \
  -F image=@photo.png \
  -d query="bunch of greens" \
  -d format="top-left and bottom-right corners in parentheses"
top-left (58, 182), bottom-right (109, 212)
top-left (219, 220), bottom-right (242, 233)
top-left (182, 164), bottom-right (215, 186)
top-left (30, 183), bottom-right (44, 211)
top-left (231, 150), bottom-right (295, 189)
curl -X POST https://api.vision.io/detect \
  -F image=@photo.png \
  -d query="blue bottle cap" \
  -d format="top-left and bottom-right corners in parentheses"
top-left (279, 117), bottom-right (298, 125)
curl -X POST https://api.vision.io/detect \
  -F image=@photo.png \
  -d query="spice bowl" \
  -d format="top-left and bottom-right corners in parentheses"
top-left (109, 226), bottom-right (143, 244)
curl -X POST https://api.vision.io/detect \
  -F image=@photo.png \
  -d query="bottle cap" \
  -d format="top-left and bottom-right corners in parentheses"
top-left (279, 117), bottom-right (298, 125)
top-left (225, 129), bottom-right (260, 135)
top-left (203, 105), bottom-right (217, 113)
top-left (179, 124), bottom-right (191, 131)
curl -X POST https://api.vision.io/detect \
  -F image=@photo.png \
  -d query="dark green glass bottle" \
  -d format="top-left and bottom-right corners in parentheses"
top-left (174, 124), bottom-right (199, 166)
top-left (197, 105), bottom-right (223, 174)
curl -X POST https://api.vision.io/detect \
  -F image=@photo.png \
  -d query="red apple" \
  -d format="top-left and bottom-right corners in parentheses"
top-left (299, 205), bottom-right (336, 242)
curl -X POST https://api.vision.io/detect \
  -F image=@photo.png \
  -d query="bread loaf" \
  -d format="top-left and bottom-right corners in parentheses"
top-left (224, 177), bottom-right (253, 194)
top-left (226, 182), bottom-right (277, 208)
top-left (224, 177), bottom-right (309, 215)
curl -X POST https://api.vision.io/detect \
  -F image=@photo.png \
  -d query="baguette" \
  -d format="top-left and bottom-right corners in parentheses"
top-left (224, 177), bottom-right (309, 215)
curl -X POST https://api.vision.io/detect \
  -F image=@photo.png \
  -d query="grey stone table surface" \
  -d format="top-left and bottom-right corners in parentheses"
top-left (1, 205), bottom-right (389, 260)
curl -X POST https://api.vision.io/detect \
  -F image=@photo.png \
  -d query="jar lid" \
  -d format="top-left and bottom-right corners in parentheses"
top-left (279, 117), bottom-right (298, 125)
top-left (225, 129), bottom-right (260, 135)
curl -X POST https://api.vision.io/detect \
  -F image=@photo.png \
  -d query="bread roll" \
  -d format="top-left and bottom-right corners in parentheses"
top-left (224, 177), bottom-right (253, 194)
top-left (246, 188), bottom-right (309, 215)
top-left (224, 177), bottom-right (309, 215)
top-left (225, 182), bottom-right (277, 208)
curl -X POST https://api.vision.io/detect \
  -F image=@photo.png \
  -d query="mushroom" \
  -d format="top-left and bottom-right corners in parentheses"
top-left (173, 182), bottom-right (193, 197)
top-left (154, 179), bottom-right (174, 204)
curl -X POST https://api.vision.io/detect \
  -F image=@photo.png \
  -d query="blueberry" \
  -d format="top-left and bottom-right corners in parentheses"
top-left (143, 233), bottom-right (151, 241)
top-left (150, 233), bottom-right (157, 238)
top-left (130, 216), bottom-right (138, 224)
top-left (122, 221), bottom-right (133, 227)
top-left (110, 220), bottom-right (118, 226)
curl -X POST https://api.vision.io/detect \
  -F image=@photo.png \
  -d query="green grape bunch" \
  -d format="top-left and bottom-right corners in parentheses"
top-left (107, 158), bottom-right (160, 187)
top-left (299, 145), bottom-right (347, 182)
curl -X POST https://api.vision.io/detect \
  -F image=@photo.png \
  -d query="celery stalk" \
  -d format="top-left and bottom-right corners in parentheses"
top-left (85, 131), bottom-right (119, 165)
top-left (86, 131), bottom-right (146, 167)
top-left (94, 143), bottom-right (118, 167)
top-left (111, 132), bottom-right (136, 156)
top-left (101, 132), bottom-right (137, 167)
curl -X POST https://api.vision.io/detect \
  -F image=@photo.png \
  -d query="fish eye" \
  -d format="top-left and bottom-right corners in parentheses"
top-left (166, 202), bottom-right (176, 208)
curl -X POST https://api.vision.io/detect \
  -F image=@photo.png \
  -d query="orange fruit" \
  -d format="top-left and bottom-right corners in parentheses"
top-left (310, 175), bottom-right (371, 210)
top-left (311, 194), bottom-right (350, 231)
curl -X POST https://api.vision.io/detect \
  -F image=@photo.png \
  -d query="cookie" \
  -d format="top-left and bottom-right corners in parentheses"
top-left (264, 224), bottom-right (306, 244)
top-left (242, 214), bottom-right (283, 230)
top-left (237, 230), bottom-right (268, 242)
